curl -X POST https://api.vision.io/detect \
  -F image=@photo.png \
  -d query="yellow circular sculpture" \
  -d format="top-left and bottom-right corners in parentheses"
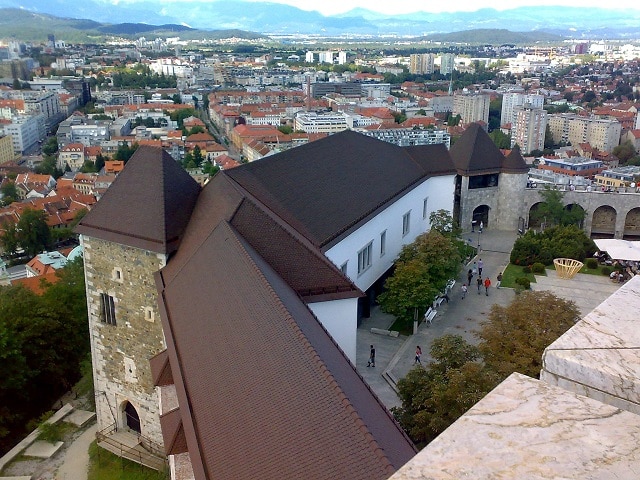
top-left (553, 258), bottom-right (584, 279)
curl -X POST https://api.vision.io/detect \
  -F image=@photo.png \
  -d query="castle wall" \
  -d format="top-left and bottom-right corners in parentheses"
top-left (496, 172), bottom-right (529, 230)
top-left (82, 235), bottom-right (167, 446)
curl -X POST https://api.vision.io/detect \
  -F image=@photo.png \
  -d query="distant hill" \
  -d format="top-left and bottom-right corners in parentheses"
top-left (2, 0), bottom-right (639, 39)
top-left (425, 29), bottom-right (564, 45)
top-left (0, 8), bottom-right (268, 42)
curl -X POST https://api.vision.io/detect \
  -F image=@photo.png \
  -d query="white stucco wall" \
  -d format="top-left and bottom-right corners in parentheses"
top-left (307, 297), bottom-right (359, 362)
top-left (325, 174), bottom-right (455, 292)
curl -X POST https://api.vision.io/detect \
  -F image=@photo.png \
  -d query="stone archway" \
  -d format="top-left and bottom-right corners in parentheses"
top-left (591, 205), bottom-right (616, 238)
top-left (528, 202), bottom-right (545, 230)
top-left (472, 205), bottom-right (490, 229)
top-left (123, 401), bottom-right (141, 434)
top-left (624, 207), bottom-right (640, 240)
top-left (564, 203), bottom-right (585, 229)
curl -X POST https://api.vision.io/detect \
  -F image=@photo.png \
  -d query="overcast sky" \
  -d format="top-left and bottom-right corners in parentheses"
top-left (107, 0), bottom-right (639, 16)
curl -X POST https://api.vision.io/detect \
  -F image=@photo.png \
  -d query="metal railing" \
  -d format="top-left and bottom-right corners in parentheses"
top-left (96, 423), bottom-right (167, 471)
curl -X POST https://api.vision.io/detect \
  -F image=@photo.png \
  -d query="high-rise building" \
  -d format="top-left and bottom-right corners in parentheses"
top-left (439, 53), bottom-right (456, 75)
top-left (409, 53), bottom-right (435, 75)
top-left (453, 93), bottom-right (490, 126)
top-left (511, 105), bottom-right (548, 154)
top-left (547, 114), bottom-right (622, 152)
top-left (501, 92), bottom-right (545, 128)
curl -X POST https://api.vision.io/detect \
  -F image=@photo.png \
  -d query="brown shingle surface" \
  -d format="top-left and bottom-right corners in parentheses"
top-left (225, 130), bottom-right (455, 249)
top-left (450, 122), bottom-right (505, 175)
top-left (503, 145), bottom-right (530, 173)
top-left (157, 222), bottom-right (416, 480)
top-left (75, 146), bottom-right (200, 254)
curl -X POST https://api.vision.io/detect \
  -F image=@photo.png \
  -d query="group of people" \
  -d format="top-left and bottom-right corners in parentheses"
top-left (463, 259), bottom-right (503, 298)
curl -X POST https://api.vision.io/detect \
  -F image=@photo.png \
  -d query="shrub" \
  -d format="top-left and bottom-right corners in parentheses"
top-left (522, 266), bottom-right (532, 274)
top-left (515, 277), bottom-right (531, 289)
top-left (601, 266), bottom-right (612, 276)
top-left (531, 262), bottom-right (546, 274)
top-left (510, 225), bottom-right (596, 266)
top-left (585, 258), bottom-right (598, 269)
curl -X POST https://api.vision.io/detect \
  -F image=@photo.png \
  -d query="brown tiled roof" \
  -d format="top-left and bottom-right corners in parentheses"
top-left (225, 130), bottom-right (456, 249)
top-left (156, 221), bottom-right (416, 480)
top-left (75, 146), bottom-right (201, 255)
top-left (159, 408), bottom-right (188, 455)
top-left (150, 350), bottom-right (173, 386)
top-left (450, 122), bottom-right (505, 175)
top-left (502, 145), bottom-right (530, 173)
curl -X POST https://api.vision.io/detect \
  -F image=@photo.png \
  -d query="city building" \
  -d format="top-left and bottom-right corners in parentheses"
top-left (293, 111), bottom-right (349, 133)
top-left (537, 156), bottom-right (605, 177)
top-left (409, 53), bottom-right (435, 75)
top-left (359, 127), bottom-right (451, 148)
top-left (500, 92), bottom-right (544, 128)
top-left (453, 93), bottom-right (490, 127)
top-left (439, 53), bottom-right (456, 75)
top-left (0, 135), bottom-right (14, 164)
top-left (78, 133), bottom-right (465, 478)
top-left (1, 114), bottom-right (45, 154)
top-left (594, 165), bottom-right (640, 188)
top-left (510, 105), bottom-right (548, 154)
top-left (547, 114), bottom-right (622, 153)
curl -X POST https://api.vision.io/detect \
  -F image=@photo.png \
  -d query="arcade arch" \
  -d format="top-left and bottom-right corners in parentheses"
top-left (591, 205), bottom-right (616, 239)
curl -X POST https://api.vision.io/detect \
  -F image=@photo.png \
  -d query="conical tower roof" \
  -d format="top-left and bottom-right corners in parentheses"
top-left (503, 145), bottom-right (530, 173)
top-left (76, 146), bottom-right (201, 254)
top-left (450, 123), bottom-right (505, 175)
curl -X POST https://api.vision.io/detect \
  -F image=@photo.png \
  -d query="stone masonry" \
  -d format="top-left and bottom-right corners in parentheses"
top-left (82, 235), bottom-right (167, 446)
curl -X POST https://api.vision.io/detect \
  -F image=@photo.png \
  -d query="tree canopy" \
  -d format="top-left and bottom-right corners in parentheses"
top-left (1, 208), bottom-right (52, 257)
top-left (378, 229), bottom-right (461, 326)
top-left (530, 186), bottom-right (586, 228)
top-left (0, 257), bottom-right (88, 454)
top-left (393, 291), bottom-right (578, 447)
top-left (510, 224), bottom-right (596, 266)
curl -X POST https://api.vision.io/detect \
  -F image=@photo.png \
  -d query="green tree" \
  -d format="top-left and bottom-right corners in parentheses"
top-left (613, 141), bottom-right (636, 163)
top-left (378, 230), bottom-right (461, 326)
top-left (278, 125), bottom-right (293, 134)
top-left (393, 335), bottom-right (499, 446)
top-left (34, 156), bottom-right (63, 179)
top-left (0, 182), bottom-right (18, 206)
top-left (188, 125), bottom-right (205, 135)
top-left (530, 187), bottom-right (585, 228)
top-left (0, 221), bottom-right (19, 255)
top-left (113, 142), bottom-right (139, 163)
top-left (393, 291), bottom-right (578, 447)
top-left (16, 208), bottom-right (51, 257)
top-left (95, 154), bottom-right (106, 173)
top-left (192, 146), bottom-right (204, 167)
top-left (489, 129), bottom-right (511, 149)
top-left (478, 291), bottom-right (579, 378)
top-left (41, 137), bottom-right (58, 156)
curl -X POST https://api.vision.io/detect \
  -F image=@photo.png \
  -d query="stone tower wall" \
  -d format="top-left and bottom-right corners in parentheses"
top-left (496, 172), bottom-right (529, 230)
top-left (82, 235), bottom-right (167, 446)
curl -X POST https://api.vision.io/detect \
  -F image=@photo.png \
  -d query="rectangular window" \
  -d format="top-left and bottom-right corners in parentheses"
top-left (340, 262), bottom-right (348, 275)
top-left (422, 197), bottom-right (429, 219)
top-left (100, 293), bottom-right (116, 325)
top-left (380, 230), bottom-right (386, 257)
top-left (357, 242), bottom-right (373, 275)
top-left (402, 211), bottom-right (411, 237)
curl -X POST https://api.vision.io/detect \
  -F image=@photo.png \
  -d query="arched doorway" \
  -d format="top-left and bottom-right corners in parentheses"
top-left (591, 205), bottom-right (616, 238)
top-left (624, 208), bottom-right (640, 239)
top-left (528, 202), bottom-right (545, 230)
top-left (123, 401), bottom-right (141, 434)
top-left (472, 205), bottom-right (490, 229)
top-left (563, 203), bottom-right (585, 229)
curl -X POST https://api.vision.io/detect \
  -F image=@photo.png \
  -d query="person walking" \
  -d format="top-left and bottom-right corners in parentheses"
top-left (367, 345), bottom-right (376, 367)
top-left (467, 269), bottom-right (473, 285)
top-left (414, 345), bottom-right (422, 365)
top-left (496, 272), bottom-right (503, 289)
top-left (479, 221), bottom-right (484, 233)
top-left (484, 277), bottom-right (491, 296)
top-left (477, 276), bottom-right (482, 294)
top-left (461, 283), bottom-right (468, 299)
top-left (472, 262), bottom-right (478, 277)
top-left (478, 258), bottom-right (484, 277)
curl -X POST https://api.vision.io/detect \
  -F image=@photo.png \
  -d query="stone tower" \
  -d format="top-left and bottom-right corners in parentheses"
top-left (450, 123), bottom-right (529, 231)
top-left (76, 146), bottom-right (200, 456)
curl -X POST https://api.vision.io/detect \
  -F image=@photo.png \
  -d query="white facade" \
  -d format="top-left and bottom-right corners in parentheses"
top-left (548, 114), bottom-right (622, 152)
top-left (501, 92), bottom-right (544, 127)
top-left (307, 298), bottom-right (359, 362)
top-left (294, 112), bottom-right (348, 133)
top-left (325, 174), bottom-right (455, 294)
top-left (1, 114), bottom-right (43, 154)
top-left (410, 54), bottom-right (435, 75)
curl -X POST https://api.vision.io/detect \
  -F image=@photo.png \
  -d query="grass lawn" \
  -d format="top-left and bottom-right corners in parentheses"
top-left (500, 264), bottom-right (538, 288)
top-left (88, 441), bottom-right (168, 480)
